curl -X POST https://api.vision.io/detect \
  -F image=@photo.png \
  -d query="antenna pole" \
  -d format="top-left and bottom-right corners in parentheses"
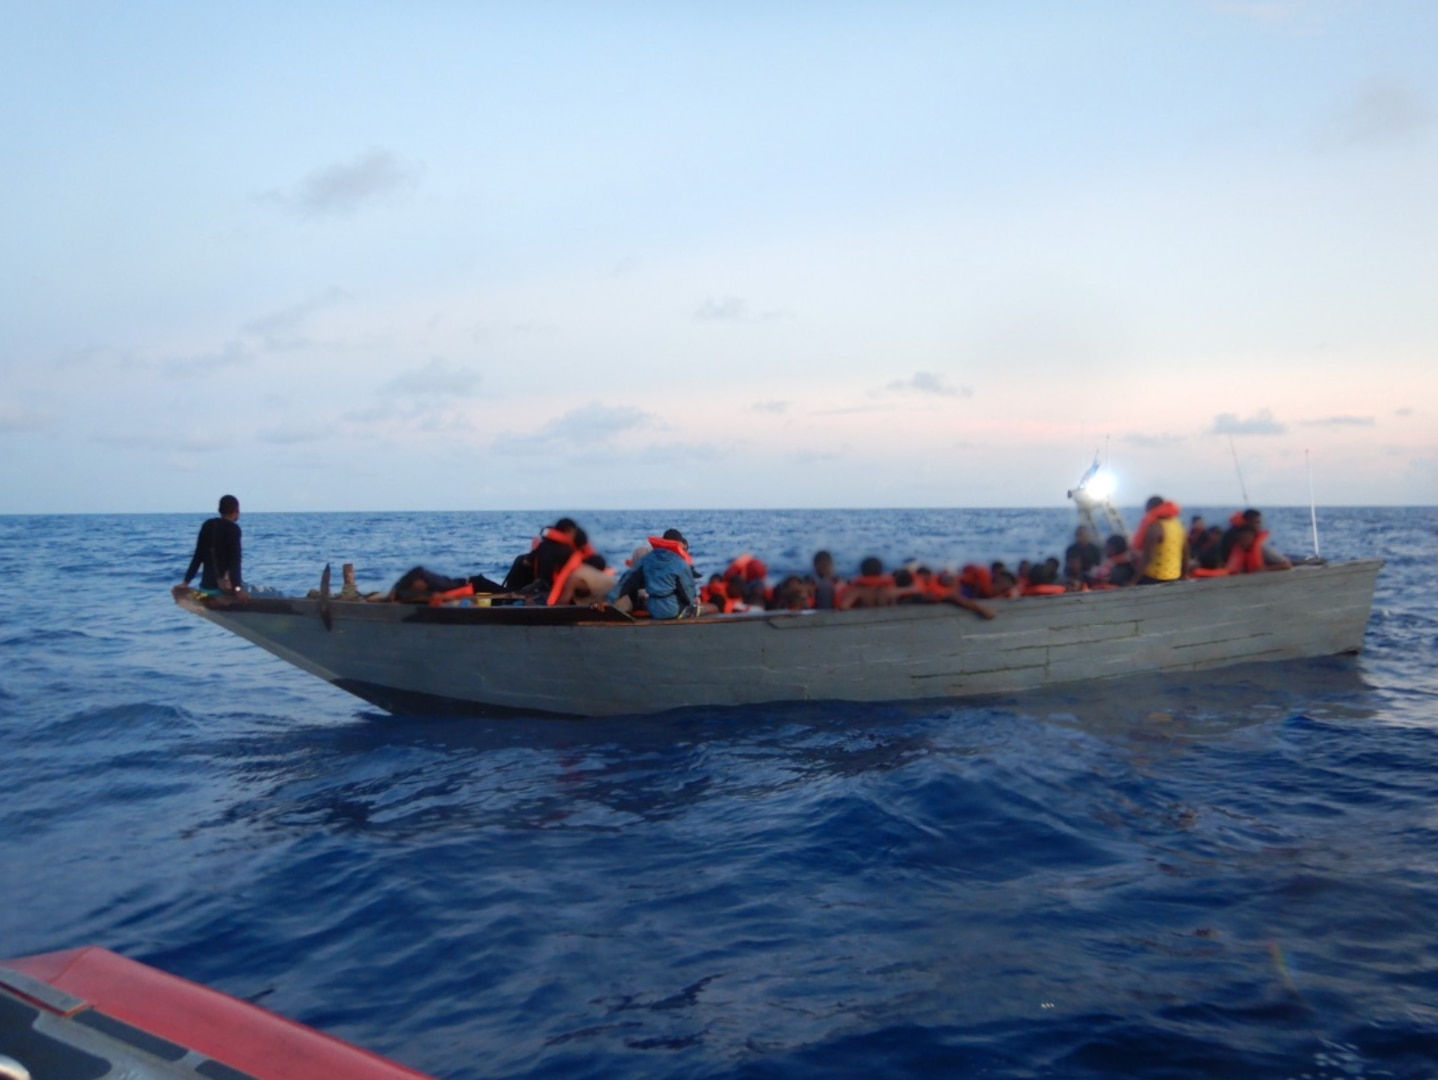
top-left (1306, 449), bottom-right (1320, 558)
top-left (1227, 434), bottom-right (1250, 504)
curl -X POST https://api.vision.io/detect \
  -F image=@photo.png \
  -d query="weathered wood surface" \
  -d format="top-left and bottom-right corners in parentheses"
top-left (176, 560), bottom-right (1383, 717)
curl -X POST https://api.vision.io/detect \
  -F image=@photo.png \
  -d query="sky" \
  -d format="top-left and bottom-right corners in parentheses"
top-left (2, 0), bottom-right (1435, 512)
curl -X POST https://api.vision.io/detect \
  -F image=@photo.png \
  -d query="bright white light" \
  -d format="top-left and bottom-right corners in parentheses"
top-left (1083, 470), bottom-right (1117, 501)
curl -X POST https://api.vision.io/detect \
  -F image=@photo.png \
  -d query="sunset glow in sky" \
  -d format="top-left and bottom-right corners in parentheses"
top-left (3, 1), bottom-right (1435, 512)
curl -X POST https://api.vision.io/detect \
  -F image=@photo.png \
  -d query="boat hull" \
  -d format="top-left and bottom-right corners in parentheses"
top-left (174, 560), bottom-right (1383, 718)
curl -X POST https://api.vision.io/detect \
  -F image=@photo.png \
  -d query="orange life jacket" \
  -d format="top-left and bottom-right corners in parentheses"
top-left (850, 574), bottom-right (895, 588)
top-left (1021, 583), bottom-right (1067, 596)
top-left (836, 574), bottom-right (894, 608)
top-left (915, 570), bottom-right (950, 600)
top-left (647, 535), bottom-right (693, 564)
top-left (958, 564), bottom-right (994, 598)
top-left (1225, 530), bottom-right (1269, 574)
top-left (428, 582), bottom-right (475, 605)
top-left (724, 553), bottom-right (755, 579)
top-left (546, 549), bottom-right (587, 605)
top-left (701, 581), bottom-right (735, 612)
top-left (1132, 501), bottom-right (1182, 550)
top-left (1190, 567), bottom-right (1230, 578)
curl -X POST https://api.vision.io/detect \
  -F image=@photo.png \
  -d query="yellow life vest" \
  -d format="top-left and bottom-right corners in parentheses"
top-left (1147, 516), bottom-right (1184, 581)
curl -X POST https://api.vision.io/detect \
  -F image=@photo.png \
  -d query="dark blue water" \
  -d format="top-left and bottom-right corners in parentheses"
top-left (2, 507), bottom-right (1436, 1079)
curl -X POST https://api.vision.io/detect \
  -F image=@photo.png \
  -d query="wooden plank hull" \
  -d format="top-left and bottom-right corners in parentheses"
top-left (175, 560), bottom-right (1383, 718)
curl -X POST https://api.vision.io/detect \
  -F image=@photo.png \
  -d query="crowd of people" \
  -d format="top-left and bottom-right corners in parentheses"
top-left (178, 495), bottom-right (1295, 619)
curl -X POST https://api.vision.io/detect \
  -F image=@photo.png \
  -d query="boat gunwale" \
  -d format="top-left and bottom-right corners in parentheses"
top-left (174, 558), bottom-right (1385, 631)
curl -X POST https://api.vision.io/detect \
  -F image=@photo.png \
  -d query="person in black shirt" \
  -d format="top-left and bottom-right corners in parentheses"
top-left (182, 494), bottom-right (244, 594)
top-left (1064, 525), bottom-right (1103, 583)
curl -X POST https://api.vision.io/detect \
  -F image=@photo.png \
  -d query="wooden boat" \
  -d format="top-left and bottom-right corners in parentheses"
top-left (172, 559), bottom-right (1383, 718)
top-left (1, 945), bottom-right (431, 1079)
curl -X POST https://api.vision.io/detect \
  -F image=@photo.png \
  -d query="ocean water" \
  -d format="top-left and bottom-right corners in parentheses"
top-left (1, 506), bottom-right (1436, 1080)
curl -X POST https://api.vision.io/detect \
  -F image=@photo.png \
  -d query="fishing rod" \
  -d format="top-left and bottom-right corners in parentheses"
top-left (1227, 433), bottom-right (1250, 505)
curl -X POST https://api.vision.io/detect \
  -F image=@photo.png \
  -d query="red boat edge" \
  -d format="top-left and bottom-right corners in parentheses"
top-left (1, 946), bottom-right (433, 1080)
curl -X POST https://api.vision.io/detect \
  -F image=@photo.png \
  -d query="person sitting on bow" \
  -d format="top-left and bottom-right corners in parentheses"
top-left (610, 529), bottom-right (703, 619)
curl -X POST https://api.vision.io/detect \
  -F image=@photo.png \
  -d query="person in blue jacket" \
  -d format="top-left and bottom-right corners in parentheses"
top-left (610, 528), bottom-right (699, 619)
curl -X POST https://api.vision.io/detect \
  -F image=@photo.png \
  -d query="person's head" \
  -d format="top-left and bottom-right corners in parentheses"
top-left (993, 568), bottom-right (1017, 592)
top-left (1190, 514), bottom-right (1205, 528)
top-left (813, 550), bottom-right (834, 578)
top-left (776, 576), bottom-right (810, 610)
top-left (1234, 523), bottom-right (1258, 548)
top-left (662, 527), bottom-right (688, 550)
top-left (859, 556), bottom-right (884, 578)
top-left (1146, 495), bottom-right (1164, 512)
top-left (552, 517), bottom-right (578, 536)
top-left (893, 568), bottom-right (914, 588)
top-left (627, 543), bottom-right (651, 567)
top-left (1242, 508), bottom-right (1262, 527)
top-left (1075, 525), bottom-right (1092, 544)
top-left (218, 494), bottom-right (240, 519)
top-left (1105, 534), bottom-right (1129, 557)
top-left (573, 527), bottom-right (589, 550)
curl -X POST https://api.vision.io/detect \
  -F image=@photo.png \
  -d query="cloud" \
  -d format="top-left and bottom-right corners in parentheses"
top-left (1298, 415), bottom-right (1376, 428)
top-left (0, 401), bottom-right (52, 433)
top-left (381, 357), bottom-right (481, 398)
top-left (1212, 409), bottom-right (1286, 436)
top-left (885, 372), bottom-right (973, 397)
top-left (608, 255), bottom-right (641, 278)
top-left (1324, 79), bottom-right (1431, 147)
top-left (692, 295), bottom-right (792, 323)
top-left (1206, 1), bottom-right (1341, 32)
top-left (94, 429), bottom-right (232, 453)
top-left (555, 403), bottom-right (650, 444)
top-left (809, 403), bottom-right (895, 416)
top-left (242, 289), bottom-right (348, 351)
top-left (1395, 407), bottom-right (1415, 417)
top-left (263, 150), bottom-right (420, 217)
top-left (1122, 432), bottom-right (1187, 448)
top-left (161, 340), bottom-right (251, 380)
top-left (752, 400), bottom-right (790, 414)
top-left (492, 402), bottom-right (651, 456)
top-left (256, 423), bottom-right (334, 445)
top-left (694, 296), bottom-right (748, 322)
